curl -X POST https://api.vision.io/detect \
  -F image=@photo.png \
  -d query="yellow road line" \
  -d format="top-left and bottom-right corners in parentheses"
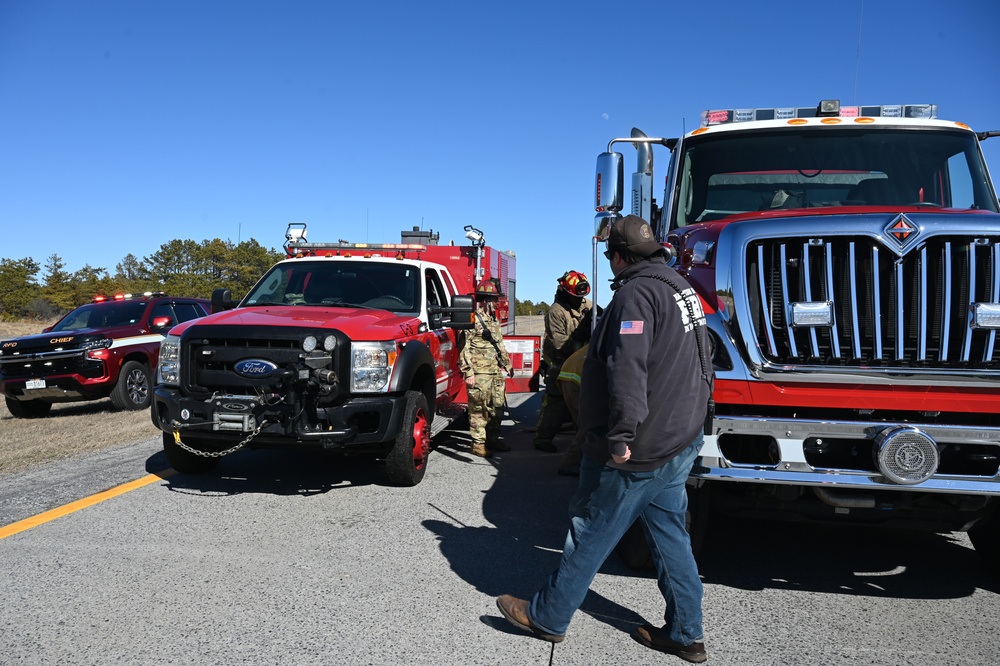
top-left (0, 469), bottom-right (175, 540)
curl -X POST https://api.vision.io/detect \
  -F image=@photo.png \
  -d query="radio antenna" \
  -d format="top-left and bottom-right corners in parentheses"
top-left (853, 0), bottom-right (865, 104)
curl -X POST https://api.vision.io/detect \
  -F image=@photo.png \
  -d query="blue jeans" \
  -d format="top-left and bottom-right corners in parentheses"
top-left (528, 436), bottom-right (704, 644)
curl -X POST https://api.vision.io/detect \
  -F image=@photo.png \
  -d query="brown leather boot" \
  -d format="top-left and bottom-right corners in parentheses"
top-left (632, 624), bottom-right (707, 663)
top-left (470, 443), bottom-right (492, 458)
top-left (495, 595), bottom-right (565, 643)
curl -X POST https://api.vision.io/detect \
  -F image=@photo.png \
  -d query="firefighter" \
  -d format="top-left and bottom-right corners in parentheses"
top-left (533, 270), bottom-right (593, 453)
top-left (459, 278), bottom-right (514, 458)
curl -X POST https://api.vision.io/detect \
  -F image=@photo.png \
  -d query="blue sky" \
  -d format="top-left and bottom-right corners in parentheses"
top-left (2, 0), bottom-right (999, 307)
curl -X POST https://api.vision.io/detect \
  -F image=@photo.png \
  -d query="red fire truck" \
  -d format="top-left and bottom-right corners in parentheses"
top-left (150, 223), bottom-right (539, 485)
top-left (595, 100), bottom-right (1000, 571)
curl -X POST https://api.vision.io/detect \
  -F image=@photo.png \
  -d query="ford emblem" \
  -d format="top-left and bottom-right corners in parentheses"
top-left (223, 402), bottom-right (249, 411)
top-left (234, 359), bottom-right (278, 378)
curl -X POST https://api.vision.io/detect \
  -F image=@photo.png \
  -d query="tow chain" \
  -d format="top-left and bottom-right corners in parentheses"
top-left (171, 421), bottom-right (268, 458)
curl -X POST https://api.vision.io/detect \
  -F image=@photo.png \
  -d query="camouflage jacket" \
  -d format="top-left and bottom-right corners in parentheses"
top-left (459, 309), bottom-right (511, 376)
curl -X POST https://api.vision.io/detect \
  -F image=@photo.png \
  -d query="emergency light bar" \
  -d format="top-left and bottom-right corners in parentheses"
top-left (92, 291), bottom-right (165, 303)
top-left (701, 101), bottom-right (938, 127)
top-left (286, 241), bottom-right (429, 259)
top-left (289, 242), bottom-right (427, 252)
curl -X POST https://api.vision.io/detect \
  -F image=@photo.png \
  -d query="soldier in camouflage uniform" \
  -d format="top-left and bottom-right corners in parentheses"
top-left (459, 278), bottom-right (514, 458)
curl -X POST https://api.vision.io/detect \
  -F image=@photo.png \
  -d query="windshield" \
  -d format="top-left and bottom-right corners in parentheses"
top-left (244, 260), bottom-right (420, 313)
top-left (673, 127), bottom-right (999, 227)
top-left (51, 301), bottom-right (147, 331)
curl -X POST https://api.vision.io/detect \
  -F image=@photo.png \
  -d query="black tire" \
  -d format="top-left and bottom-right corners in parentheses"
top-left (110, 361), bottom-right (152, 411)
top-left (969, 510), bottom-right (1000, 576)
top-left (5, 396), bottom-right (52, 419)
top-left (385, 390), bottom-right (431, 486)
top-left (162, 431), bottom-right (221, 474)
top-left (615, 482), bottom-right (711, 570)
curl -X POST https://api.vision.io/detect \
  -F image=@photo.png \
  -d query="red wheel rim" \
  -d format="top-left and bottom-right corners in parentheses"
top-left (412, 406), bottom-right (430, 470)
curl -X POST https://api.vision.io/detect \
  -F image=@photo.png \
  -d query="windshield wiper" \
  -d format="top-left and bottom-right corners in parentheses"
top-left (302, 302), bottom-right (374, 309)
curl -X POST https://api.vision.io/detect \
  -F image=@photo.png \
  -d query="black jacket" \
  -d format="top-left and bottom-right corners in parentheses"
top-left (579, 257), bottom-right (713, 471)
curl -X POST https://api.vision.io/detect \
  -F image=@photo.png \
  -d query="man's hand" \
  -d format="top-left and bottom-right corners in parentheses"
top-left (611, 447), bottom-right (631, 464)
top-left (465, 375), bottom-right (475, 387)
top-left (504, 367), bottom-right (514, 378)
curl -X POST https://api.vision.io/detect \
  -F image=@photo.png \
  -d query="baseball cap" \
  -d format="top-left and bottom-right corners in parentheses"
top-left (606, 215), bottom-right (663, 258)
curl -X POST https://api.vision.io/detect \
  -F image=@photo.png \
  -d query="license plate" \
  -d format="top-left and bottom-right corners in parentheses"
top-left (25, 379), bottom-right (46, 389)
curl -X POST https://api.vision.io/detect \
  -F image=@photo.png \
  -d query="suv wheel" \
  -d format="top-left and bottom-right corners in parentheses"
top-left (162, 431), bottom-right (221, 474)
top-left (110, 361), bottom-right (151, 411)
top-left (385, 390), bottom-right (431, 486)
top-left (5, 396), bottom-right (53, 419)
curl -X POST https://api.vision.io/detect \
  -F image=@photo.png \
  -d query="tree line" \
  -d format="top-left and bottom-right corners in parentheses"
top-left (0, 238), bottom-right (550, 321)
top-left (0, 238), bottom-right (283, 321)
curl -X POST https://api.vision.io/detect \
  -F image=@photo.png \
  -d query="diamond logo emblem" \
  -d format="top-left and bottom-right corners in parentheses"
top-left (882, 214), bottom-right (920, 254)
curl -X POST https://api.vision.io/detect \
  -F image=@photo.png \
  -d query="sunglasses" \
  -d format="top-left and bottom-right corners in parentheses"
top-left (603, 247), bottom-right (616, 260)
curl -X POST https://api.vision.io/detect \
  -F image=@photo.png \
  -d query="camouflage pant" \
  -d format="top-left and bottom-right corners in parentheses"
top-left (468, 372), bottom-right (506, 445)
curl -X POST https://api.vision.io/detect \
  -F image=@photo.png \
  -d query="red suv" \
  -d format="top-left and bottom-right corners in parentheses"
top-left (0, 292), bottom-right (209, 418)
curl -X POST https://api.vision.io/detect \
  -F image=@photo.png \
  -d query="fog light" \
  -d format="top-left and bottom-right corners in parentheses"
top-left (971, 303), bottom-right (1000, 329)
top-left (873, 426), bottom-right (939, 485)
top-left (789, 301), bottom-right (834, 327)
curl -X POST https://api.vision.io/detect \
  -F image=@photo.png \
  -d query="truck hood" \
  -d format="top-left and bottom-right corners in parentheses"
top-left (0, 329), bottom-right (114, 354)
top-left (169, 305), bottom-right (420, 341)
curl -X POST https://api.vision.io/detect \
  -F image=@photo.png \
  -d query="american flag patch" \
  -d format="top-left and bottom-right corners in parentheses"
top-left (620, 320), bottom-right (644, 334)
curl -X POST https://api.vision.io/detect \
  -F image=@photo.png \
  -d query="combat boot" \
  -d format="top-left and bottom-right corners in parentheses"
top-left (470, 443), bottom-right (492, 458)
top-left (487, 438), bottom-right (510, 452)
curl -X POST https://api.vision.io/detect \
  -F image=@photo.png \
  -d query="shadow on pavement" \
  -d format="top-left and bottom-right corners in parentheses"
top-left (145, 447), bottom-right (387, 497)
top-left (695, 511), bottom-right (1000, 598)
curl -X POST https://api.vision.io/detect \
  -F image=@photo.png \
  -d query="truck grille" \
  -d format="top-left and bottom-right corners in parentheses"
top-left (745, 233), bottom-right (1000, 368)
top-left (0, 352), bottom-right (94, 378)
top-left (181, 326), bottom-right (347, 394)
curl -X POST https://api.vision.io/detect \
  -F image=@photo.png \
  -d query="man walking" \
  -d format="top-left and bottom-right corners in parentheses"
top-left (495, 215), bottom-right (714, 662)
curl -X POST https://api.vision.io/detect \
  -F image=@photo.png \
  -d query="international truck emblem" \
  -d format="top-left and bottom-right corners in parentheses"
top-left (883, 214), bottom-right (919, 252)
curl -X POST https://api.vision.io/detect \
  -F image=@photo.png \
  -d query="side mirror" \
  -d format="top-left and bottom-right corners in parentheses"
top-left (211, 288), bottom-right (236, 313)
top-left (596, 152), bottom-right (624, 215)
top-left (595, 152), bottom-right (624, 240)
top-left (442, 294), bottom-right (476, 330)
top-left (427, 304), bottom-right (445, 330)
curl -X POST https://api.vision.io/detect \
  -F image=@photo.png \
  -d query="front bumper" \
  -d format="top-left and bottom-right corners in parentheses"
top-left (695, 415), bottom-right (1000, 496)
top-left (151, 386), bottom-right (408, 450)
top-left (1, 371), bottom-right (113, 403)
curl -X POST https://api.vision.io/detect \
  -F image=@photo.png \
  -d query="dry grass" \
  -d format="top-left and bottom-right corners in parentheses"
top-left (0, 320), bottom-right (160, 475)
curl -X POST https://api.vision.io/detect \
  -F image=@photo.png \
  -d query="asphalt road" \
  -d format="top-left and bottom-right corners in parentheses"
top-left (1, 392), bottom-right (998, 665)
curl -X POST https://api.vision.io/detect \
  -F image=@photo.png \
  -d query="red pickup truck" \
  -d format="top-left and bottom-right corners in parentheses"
top-left (1, 292), bottom-right (209, 417)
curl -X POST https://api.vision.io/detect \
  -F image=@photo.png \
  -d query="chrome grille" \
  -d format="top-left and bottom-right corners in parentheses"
top-left (745, 235), bottom-right (1000, 367)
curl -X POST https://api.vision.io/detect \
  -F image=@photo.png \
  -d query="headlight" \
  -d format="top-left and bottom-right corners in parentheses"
top-left (302, 335), bottom-right (318, 352)
top-left (80, 338), bottom-right (112, 351)
top-left (350, 341), bottom-right (398, 393)
top-left (158, 334), bottom-right (181, 386)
